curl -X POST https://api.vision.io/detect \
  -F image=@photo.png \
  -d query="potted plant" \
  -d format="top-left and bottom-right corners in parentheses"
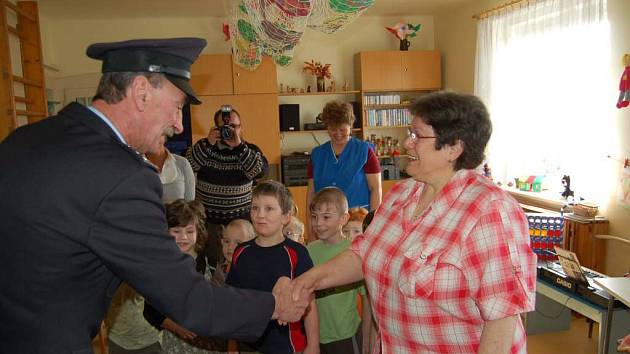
top-left (385, 22), bottom-right (422, 51)
top-left (303, 60), bottom-right (332, 92)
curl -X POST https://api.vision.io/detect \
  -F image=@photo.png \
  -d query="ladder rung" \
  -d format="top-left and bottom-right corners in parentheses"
top-left (15, 109), bottom-right (45, 117)
top-left (14, 96), bottom-right (31, 104)
top-left (7, 24), bottom-right (18, 36)
top-left (12, 75), bottom-right (42, 87)
top-left (3, 0), bottom-right (37, 22)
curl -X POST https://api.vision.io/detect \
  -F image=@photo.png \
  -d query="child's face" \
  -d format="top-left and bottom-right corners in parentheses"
top-left (168, 222), bottom-right (197, 255)
top-left (221, 225), bottom-right (253, 262)
top-left (343, 220), bottom-right (363, 241)
top-left (251, 195), bottom-right (290, 238)
top-left (310, 203), bottom-right (348, 242)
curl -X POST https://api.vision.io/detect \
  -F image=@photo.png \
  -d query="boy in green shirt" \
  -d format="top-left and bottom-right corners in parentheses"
top-left (306, 187), bottom-right (374, 354)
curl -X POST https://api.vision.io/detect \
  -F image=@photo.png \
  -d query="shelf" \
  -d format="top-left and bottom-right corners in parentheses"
top-left (281, 128), bottom-right (362, 134)
top-left (364, 125), bottom-right (410, 129)
top-left (278, 90), bottom-right (360, 97)
top-left (364, 103), bottom-right (411, 109)
top-left (377, 154), bottom-right (409, 158)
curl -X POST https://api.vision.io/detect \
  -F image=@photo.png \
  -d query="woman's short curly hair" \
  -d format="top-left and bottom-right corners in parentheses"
top-left (409, 91), bottom-right (492, 170)
top-left (165, 199), bottom-right (207, 255)
top-left (321, 100), bottom-right (355, 128)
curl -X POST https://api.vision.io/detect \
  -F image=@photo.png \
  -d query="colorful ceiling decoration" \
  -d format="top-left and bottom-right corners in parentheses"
top-left (229, 0), bottom-right (375, 70)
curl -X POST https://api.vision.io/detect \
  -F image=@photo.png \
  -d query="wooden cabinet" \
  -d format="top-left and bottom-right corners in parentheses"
top-left (401, 51), bottom-right (441, 90)
top-left (190, 94), bottom-right (280, 165)
top-left (563, 215), bottom-right (608, 272)
top-left (358, 50), bottom-right (441, 91)
top-left (190, 55), bottom-right (234, 95)
top-left (190, 54), bottom-right (277, 96)
top-left (358, 51), bottom-right (402, 91)
top-left (232, 56), bottom-right (277, 94)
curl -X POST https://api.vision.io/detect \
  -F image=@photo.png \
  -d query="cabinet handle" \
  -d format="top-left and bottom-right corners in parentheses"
top-left (236, 72), bottom-right (240, 77)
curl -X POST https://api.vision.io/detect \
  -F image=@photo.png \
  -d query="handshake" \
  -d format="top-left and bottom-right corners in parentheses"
top-left (271, 275), bottom-right (316, 324)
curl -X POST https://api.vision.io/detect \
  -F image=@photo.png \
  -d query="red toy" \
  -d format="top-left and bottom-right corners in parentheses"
top-left (617, 54), bottom-right (630, 109)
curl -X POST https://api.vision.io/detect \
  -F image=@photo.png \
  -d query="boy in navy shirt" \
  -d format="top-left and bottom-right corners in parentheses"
top-left (227, 180), bottom-right (319, 354)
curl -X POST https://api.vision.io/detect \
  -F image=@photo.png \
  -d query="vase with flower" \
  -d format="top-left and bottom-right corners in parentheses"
top-left (385, 22), bottom-right (422, 51)
top-left (303, 60), bottom-right (332, 92)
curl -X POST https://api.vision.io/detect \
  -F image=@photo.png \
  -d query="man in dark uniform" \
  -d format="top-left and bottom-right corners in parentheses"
top-left (0, 37), bottom-right (307, 354)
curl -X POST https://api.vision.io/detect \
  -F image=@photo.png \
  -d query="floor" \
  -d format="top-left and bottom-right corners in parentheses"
top-left (93, 315), bottom-right (602, 354)
top-left (527, 315), bottom-right (599, 354)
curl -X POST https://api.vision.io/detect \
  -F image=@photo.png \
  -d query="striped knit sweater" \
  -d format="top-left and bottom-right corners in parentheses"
top-left (186, 138), bottom-right (268, 224)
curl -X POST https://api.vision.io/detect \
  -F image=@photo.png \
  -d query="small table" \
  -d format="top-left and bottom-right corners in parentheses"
top-left (594, 277), bottom-right (630, 354)
top-left (529, 279), bottom-right (630, 354)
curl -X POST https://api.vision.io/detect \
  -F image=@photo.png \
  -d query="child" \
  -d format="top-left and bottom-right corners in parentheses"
top-left (220, 219), bottom-right (256, 273)
top-left (283, 216), bottom-right (305, 244)
top-left (226, 180), bottom-right (319, 354)
top-left (342, 207), bottom-right (368, 241)
top-left (143, 199), bottom-right (226, 354)
top-left (306, 187), bottom-right (372, 354)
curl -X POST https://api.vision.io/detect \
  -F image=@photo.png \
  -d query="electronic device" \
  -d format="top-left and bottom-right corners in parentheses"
top-left (281, 154), bottom-right (310, 186)
top-left (219, 104), bottom-right (234, 140)
top-left (537, 248), bottom-right (627, 309)
top-left (380, 156), bottom-right (400, 180)
top-left (350, 101), bottom-right (362, 129)
top-left (279, 104), bottom-right (300, 131)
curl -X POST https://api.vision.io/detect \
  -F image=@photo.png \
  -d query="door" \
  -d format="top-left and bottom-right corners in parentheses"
top-left (190, 54), bottom-right (233, 95)
top-left (232, 56), bottom-right (278, 94)
top-left (401, 51), bottom-right (441, 90)
top-left (359, 51), bottom-right (402, 91)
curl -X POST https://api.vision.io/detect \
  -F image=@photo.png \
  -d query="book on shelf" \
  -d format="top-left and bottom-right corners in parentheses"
top-left (363, 94), bottom-right (401, 105)
top-left (366, 108), bottom-right (411, 127)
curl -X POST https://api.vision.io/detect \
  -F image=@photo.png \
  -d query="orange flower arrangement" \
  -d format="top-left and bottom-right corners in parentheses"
top-left (302, 60), bottom-right (332, 79)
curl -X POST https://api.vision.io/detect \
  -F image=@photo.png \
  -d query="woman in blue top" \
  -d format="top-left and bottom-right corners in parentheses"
top-left (307, 101), bottom-right (382, 213)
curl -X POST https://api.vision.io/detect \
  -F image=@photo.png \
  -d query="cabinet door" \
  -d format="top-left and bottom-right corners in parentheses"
top-left (190, 94), bottom-right (281, 165)
top-left (359, 51), bottom-right (402, 91)
top-left (232, 56), bottom-right (278, 94)
top-left (401, 51), bottom-right (441, 90)
top-left (190, 54), bottom-right (234, 95)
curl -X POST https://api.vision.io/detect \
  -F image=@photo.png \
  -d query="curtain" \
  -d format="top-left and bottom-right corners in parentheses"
top-left (475, 0), bottom-right (614, 203)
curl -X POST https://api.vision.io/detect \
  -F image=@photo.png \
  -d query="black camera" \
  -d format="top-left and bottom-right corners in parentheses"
top-left (219, 105), bottom-right (234, 141)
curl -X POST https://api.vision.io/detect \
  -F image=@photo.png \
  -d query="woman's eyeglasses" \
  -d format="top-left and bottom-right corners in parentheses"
top-left (407, 128), bottom-right (437, 143)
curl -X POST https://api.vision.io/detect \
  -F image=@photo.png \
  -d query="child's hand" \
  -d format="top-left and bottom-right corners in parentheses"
top-left (162, 318), bottom-right (197, 340)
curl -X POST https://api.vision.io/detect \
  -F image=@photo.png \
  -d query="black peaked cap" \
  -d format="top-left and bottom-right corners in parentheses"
top-left (86, 37), bottom-right (207, 105)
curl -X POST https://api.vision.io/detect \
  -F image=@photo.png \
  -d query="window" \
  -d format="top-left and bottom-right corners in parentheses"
top-left (475, 0), bottom-right (615, 205)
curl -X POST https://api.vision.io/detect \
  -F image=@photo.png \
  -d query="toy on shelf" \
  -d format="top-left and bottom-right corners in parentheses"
top-left (561, 175), bottom-right (574, 200)
top-left (617, 54), bottom-right (630, 109)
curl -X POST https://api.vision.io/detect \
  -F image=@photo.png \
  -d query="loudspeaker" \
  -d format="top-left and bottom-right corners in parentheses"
top-left (279, 104), bottom-right (300, 131)
top-left (350, 101), bottom-right (362, 129)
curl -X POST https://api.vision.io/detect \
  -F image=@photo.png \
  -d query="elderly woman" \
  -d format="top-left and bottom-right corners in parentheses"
top-left (294, 92), bottom-right (537, 354)
top-left (307, 100), bottom-right (382, 211)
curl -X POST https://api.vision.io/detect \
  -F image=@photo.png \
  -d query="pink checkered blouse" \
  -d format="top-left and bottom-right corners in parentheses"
top-left (351, 169), bottom-right (537, 353)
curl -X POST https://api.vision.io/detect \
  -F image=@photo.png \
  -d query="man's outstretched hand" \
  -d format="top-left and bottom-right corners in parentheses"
top-left (271, 276), bottom-right (310, 324)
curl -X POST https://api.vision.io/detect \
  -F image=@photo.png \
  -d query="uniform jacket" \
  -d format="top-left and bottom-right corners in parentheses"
top-left (0, 103), bottom-right (274, 354)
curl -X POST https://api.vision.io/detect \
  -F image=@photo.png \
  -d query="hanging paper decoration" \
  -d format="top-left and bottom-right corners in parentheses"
top-left (229, 0), bottom-right (375, 70)
top-left (308, 0), bottom-right (375, 34)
